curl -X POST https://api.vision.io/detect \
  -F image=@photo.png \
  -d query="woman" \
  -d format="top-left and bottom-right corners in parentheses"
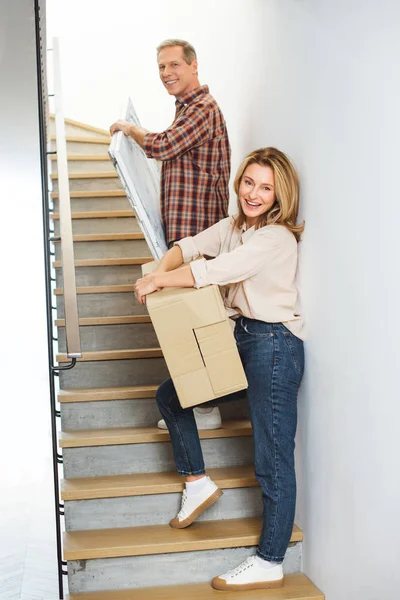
top-left (134, 147), bottom-right (304, 591)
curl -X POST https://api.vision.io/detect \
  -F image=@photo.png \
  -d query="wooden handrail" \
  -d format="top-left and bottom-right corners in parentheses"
top-left (52, 38), bottom-right (81, 358)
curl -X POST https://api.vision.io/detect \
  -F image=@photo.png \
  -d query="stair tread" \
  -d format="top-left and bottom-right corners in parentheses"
top-left (58, 384), bottom-right (158, 403)
top-left (61, 466), bottom-right (258, 500)
top-left (51, 190), bottom-right (125, 198)
top-left (50, 154), bottom-right (111, 160)
top-left (53, 257), bottom-right (152, 267)
top-left (54, 284), bottom-right (136, 295)
top-left (56, 315), bottom-right (151, 327)
top-left (52, 233), bottom-right (145, 244)
top-left (63, 517), bottom-right (302, 560)
top-left (65, 574), bottom-right (323, 600)
top-left (51, 210), bottom-right (134, 219)
top-left (52, 233), bottom-right (144, 242)
top-left (51, 135), bottom-right (110, 144)
top-left (50, 115), bottom-right (111, 137)
top-left (51, 172), bottom-right (117, 180)
top-left (59, 419), bottom-right (253, 448)
top-left (57, 348), bottom-right (162, 363)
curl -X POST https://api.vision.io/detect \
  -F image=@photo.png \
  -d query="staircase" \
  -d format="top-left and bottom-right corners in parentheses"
top-left (50, 117), bottom-right (324, 599)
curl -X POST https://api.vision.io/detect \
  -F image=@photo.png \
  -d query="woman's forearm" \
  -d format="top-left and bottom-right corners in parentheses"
top-left (154, 265), bottom-right (195, 289)
top-left (154, 245), bottom-right (184, 273)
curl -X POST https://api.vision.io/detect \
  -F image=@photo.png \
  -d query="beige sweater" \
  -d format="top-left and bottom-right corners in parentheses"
top-left (176, 217), bottom-right (304, 340)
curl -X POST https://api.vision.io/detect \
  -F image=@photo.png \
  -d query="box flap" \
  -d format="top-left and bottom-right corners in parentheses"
top-left (195, 321), bottom-right (248, 395)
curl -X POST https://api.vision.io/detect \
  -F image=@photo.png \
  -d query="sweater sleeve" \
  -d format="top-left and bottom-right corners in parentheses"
top-left (189, 228), bottom-right (286, 288)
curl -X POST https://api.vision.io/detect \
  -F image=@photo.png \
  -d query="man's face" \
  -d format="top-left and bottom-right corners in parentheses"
top-left (158, 46), bottom-right (198, 98)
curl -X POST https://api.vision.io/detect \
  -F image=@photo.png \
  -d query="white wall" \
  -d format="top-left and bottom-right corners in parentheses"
top-left (46, 1), bottom-right (400, 598)
top-left (254, 1), bottom-right (400, 599)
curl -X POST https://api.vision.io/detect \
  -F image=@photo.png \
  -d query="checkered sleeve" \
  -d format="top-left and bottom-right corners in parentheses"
top-left (142, 103), bottom-right (210, 161)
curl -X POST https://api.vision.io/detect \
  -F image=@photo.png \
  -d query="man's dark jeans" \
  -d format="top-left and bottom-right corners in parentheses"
top-left (156, 316), bottom-right (304, 562)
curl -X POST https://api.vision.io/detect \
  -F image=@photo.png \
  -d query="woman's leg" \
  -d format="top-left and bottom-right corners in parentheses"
top-left (156, 377), bottom-right (206, 476)
top-left (156, 377), bottom-right (225, 528)
top-left (243, 323), bottom-right (304, 562)
top-left (212, 319), bottom-right (304, 591)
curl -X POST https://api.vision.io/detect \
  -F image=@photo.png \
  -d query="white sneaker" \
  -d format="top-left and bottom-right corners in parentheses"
top-left (157, 406), bottom-right (222, 430)
top-left (212, 556), bottom-right (284, 591)
top-left (169, 476), bottom-right (223, 529)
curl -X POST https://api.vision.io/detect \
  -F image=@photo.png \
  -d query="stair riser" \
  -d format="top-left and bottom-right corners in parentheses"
top-left (57, 323), bottom-right (157, 352)
top-left (59, 358), bottom-right (168, 390)
top-left (49, 121), bottom-right (109, 139)
top-left (64, 488), bottom-right (262, 531)
top-left (54, 240), bottom-right (150, 260)
top-left (67, 544), bottom-right (302, 592)
top-left (51, 160), bottom-right (112, 174)
top-left (56, 265), bottom-right (144, 287)
top-left (52, 178), bottom-right (122, 193)
top-left (53, 217), bottom-right (139, 235)
top-left (63, 437), bottom-right (255, 478)
top-left (53, 198), bottom-right (131, 212)
top-left (60, 398), bottom-right (249, 430)
top-left (56, 293), bottom-right (146, 319)
top-left (51, 140), bottom-right (110, 154)
top-left (61, 399), bottom-right (160, 430)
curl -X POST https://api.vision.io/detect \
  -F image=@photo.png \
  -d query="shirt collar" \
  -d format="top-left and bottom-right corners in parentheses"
top-left (241, 221), bottom-right (256, 241)
top-left (175, 84), bottom-right (209, 109)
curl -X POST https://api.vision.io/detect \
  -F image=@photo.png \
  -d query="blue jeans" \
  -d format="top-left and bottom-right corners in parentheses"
top-left (156, 317), bottom-right (304, 563)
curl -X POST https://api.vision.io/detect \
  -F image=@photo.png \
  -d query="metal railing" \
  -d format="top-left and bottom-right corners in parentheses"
top-left (35, 9), bottom-right (82, 595)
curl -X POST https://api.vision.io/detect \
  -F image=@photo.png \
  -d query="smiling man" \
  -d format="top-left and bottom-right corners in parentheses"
top-left (110, 39), bottom-right (231, 246)
top-left (110, 39), bottom-right (230, 431)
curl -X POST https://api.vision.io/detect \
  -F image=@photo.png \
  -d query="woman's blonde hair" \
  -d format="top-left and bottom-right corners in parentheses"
top-left (233, 147), bottom-right (304, 241)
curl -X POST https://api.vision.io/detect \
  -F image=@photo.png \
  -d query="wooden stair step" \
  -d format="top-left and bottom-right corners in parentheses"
top-left (66, 574), bottom-right (324, 600)
top-left (51, 135), bottom-right (110, 144)
top-left (50, 154), bottom-right (110, 161)
top-left (53, 257), bottom-right (152, 268)
top-left (63, 517), bottom-right (302, 560)
top-left (51, 171), bottom-right (118, 180)
top-left (51, 210), bottom-right (134, 220)
top-left (56, 315), bottom-right (151, 327)
top-left (58, 384), bottom-right (158, 403)
top-left (49, 115), bottom-right (111, 137)
top-left (59, 419), bottom-right (252, 448)
top-left (54, 284), bottom-right (136, 295)
top-left (61, 465), bottom-right (258, 501)
top-left (51, 190), bottom-right (125, 199)
top-left (52, 233), bottom-right (144, 242)
top-left (57, 348), bottom-right (162, 363)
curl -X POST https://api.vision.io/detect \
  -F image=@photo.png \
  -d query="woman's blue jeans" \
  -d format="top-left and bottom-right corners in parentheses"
top-left (156, 317), bottom-right (304, 563)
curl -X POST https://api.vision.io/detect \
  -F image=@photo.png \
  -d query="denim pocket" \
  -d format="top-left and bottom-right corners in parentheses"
top-left (282, 331), bottom-right (304, 379)
top-left (241, 319), bottom-right (274, 338)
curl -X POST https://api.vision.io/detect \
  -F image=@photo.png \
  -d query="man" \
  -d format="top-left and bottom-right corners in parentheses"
top-left (110, 39), bottom-right (230, 430)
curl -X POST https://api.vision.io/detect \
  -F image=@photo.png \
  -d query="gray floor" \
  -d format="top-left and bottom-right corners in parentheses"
top-left (0, 470), bottom-right (62, 600)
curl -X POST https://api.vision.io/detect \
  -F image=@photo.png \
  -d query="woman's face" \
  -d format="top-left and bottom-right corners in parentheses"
top-left (238, 163), bottom-right (276, 227)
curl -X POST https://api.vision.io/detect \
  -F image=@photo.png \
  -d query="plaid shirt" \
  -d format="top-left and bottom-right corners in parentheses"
top-left (143, 85), bottom-right (231, 244)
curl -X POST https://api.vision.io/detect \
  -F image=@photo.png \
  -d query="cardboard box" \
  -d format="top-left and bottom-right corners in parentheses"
top-left (142, 265), bottom-right (248, 408)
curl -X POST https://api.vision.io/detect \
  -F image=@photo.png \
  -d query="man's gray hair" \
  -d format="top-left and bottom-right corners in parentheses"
top-left (157, 39), bottom-right (197, 64)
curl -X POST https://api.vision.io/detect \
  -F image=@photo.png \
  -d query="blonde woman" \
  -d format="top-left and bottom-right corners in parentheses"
top-left (134, 147), bottom-right (304, 591)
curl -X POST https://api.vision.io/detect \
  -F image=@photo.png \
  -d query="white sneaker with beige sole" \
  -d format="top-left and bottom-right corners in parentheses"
top-left (169, 476), bottom-right (223, 529)
top-left (157, 406), bottom-right (222, 430)
top-left (212, 556), bottom-right (284, 591)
